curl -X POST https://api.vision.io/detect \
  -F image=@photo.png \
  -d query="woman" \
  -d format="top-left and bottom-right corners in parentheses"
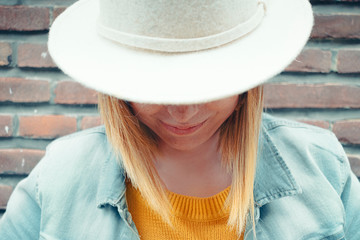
top-left (0, 0), bottom-right (359, 239)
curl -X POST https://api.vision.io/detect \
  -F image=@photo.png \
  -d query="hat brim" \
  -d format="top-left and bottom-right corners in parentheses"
top-left (48, 0), bottom-right (313, 104)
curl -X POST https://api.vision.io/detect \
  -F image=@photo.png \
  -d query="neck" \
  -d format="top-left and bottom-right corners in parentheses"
top-left (155, 132), bottom-right (231, 197)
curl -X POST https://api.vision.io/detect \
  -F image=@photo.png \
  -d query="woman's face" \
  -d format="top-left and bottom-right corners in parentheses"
top-left (131, 95), bottom-right (239, 151)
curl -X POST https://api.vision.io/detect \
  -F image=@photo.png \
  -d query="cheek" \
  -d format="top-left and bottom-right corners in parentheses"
top-left (130, 103), bottom-right (166, 137)
top-left (131, 103), bottom-right (162, 120)
top-left (206, 95), bottom-right (239, 114)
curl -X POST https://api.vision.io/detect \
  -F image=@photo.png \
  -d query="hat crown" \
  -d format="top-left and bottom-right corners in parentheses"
top-left (98, 0), bottom-right (258, 39)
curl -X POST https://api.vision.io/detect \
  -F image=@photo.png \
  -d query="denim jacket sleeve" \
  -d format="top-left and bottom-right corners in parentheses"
top-left (253, 115), bottom-right (360, 239)
top-left (0, 127), bottom-right (135, 240)
top-left (326, 130), bottom-right (360, 238)
top-left (0, 156), bottom-right (43, 239)
top-left (341, 150), bottom-right (360, 238)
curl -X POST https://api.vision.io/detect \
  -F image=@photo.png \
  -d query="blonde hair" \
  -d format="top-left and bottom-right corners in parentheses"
top-left (98, 86), bottom-right (263, 236)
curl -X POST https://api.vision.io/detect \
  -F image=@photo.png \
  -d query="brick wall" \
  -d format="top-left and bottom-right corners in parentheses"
top-left (0, 0), bottom-right (359, 217)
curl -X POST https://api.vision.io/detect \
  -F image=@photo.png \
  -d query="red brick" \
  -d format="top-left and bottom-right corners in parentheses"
top-left (0, 149), bottom-right (44, 175)
top-left (299, 120), bottom-right (330, 130)
top-left (264, 84), bottom-right (360, 109)
top-left (0, 185), bottom-right (12, 210)
top-left (0, 6), bottom-right (49, 31)
top-left (81, 116), bottom-right (102, 130)
top-left (18, 43), bottom-right (56, 68)
top-left (52, 7), bottom-right (67, 23)
top-left (0, 42), bottom-right (12, 66)
top-left (348, 155), bottom-right (360, 178)
top-left (19, 115), bottom-right (77, 139)
top-left (333, 120), bottom-right (360, 145)
top-left (0, 115), bottom-right (13, 137)
top-left (311, 14), bottom-right (360, 39)
top-left (285, 49), bottom-right (332, 73)
top-left (55, 81), bottom-right (98, 104)
top-left (337, 50), bottom-right (360, 73)
top-left (0, 78), bottom-right (50, 103)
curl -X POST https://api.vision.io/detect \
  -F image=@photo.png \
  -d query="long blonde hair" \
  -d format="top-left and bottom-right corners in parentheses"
top-left (98, 86), bottom-right (263, 236)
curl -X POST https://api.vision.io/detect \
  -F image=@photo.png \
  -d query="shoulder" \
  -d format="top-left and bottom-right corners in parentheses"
top-left (262, 113), bottom-right (344, 159)
top-left (262, 112), bottom-right (333, 138)
top-left (36, 126), bottom-right (118, 202)
top-left (46, 125), bottom-right (107, 153)
top-left (40, 125), bottom-right (111, 175)
top-left (261, 113), bottom-right (347, 194)
top-left (40, 124), bottom-right (112, 169)
top-left (43, 125), bottom-right (111, 167)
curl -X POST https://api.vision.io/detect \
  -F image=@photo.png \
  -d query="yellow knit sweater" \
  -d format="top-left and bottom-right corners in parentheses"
top-left (126, 183), bottom-right (243, 240)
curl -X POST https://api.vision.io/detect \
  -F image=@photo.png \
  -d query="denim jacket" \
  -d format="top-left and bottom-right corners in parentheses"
top-left (1, 113), bottom-right (359, 240)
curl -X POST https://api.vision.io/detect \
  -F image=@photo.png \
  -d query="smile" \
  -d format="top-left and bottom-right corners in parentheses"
top-left (160, 120), bottom-right (206, 135)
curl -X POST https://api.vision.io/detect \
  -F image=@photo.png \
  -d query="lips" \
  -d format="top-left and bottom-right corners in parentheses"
top-left (160, 120), bottom-right (206, 135)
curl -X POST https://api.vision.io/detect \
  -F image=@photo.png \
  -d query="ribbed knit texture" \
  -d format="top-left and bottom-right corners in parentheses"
top-left (126, 182), bottom-right (243, 240)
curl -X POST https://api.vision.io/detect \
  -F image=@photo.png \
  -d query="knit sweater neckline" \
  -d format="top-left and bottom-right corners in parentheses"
top-left (128, 183), bottom-right (231, 221)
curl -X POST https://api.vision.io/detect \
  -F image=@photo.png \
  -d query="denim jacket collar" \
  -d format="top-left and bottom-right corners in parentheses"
top-left (96, 147), bottom-right (126, 208)
top-left (95, 120), bottom-right (303, 211)
top-left (254, 126), bottom-right (302, 207)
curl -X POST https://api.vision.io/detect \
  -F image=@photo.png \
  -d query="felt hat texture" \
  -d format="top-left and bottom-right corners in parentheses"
top-left (48, 0), bottom-right (313, 104)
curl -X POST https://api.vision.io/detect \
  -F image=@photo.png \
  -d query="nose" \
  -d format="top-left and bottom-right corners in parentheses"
top-left (166, 104), bottom-right (199, 123)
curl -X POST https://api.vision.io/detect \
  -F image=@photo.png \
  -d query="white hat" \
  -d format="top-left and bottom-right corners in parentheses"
top-left (48, 0), bottom-right (313, 104)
